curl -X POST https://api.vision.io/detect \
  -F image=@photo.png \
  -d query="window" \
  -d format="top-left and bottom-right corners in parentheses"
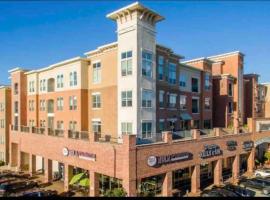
top-left (14, 83), bottom-right (18, 95)
top-left (142, 90), bottom-right (152, 108)
top-left (40, 79), bottom-right (46, 92)
top-left (191, 78), bottom-right (199, 93)
top-left (69, 96), bottom-right (77, 110)
top-left (159, 120), bottom-right (165, 132)
top-left (228, 102), bottom-right (233, 114)
top-left (159, 90), bottom-right (164, 108)
top-left (192, 98), bottom-right (199, 113)
top-left (168, 94), bottom-right (177, 108)
top-left (142, 51), bottom-right (153, 78)
top-left (205, 97), bottom-right (211, 110)
top-left (69, 121), bottom-right (77, 131)
top-left (57, 121), bottom-right (64, 130)
top-left (121, 51), bottom-right (132, 76)
top-left (193, 120), bottom-right (200, 129)
top-left (92, 93), bottom-right (101, 108)
top-left (0, 103), bottom-right (4, 112)
top-left (40, 100), bottom-right (46, 111)
top-left (228, 83), bottom-right (233, 96)
top-left (70, 71), bottom-right (78, 86)
top-left (29, 81), bottom-right (35, 93)
top-left (142, 122), bottom-right (152, 139)
top-left (29, 100), bottom-right (34, 111)
top-left (204, 120), bottom-right (211, 129)
top-left (180, 95), bottom-right (187, 110)
top-left (14, 101), bottom-right (18, 114)
top-left (29, 120), bottom-right (35, 127)
top-left (169, 120), bottom-right (176, 132)
top-left (92, 120), bottom-right (101, 133)
top-left (0, 152), bottom-right (4, 162)
top-left (57, 97), bottom-right (64, 111)
top-left (0, 120), bottom-right (5, 128)
top-left (158, 55), bottom-right (164, 80)
top-left (121, 91), bottom-right (132, 107)
top-left (179, 74), bottom-right (187, 87)
top-left (0, 136), bottom-right (5, 144)
top-left (169, 63), bottom-right (176, 84)
top-left (93, 62), bottom-right (101, 84)
top-left (121, 122), bottom-right (132, 134)
top-left (57, 74), bottom-right (64, 88)
top-left (205, 73), bottom-right (211, 90)
top-left (40, 120), bottom-right (46, 127)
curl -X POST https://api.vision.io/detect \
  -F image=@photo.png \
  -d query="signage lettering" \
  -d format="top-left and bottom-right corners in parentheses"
top-left (62, 147), bottom-right (96, 161)
top-left (147, 152), bottom-right (193, 167)
top-left (200, 144), bottom-right (223, 159)
top-left (242, 141), bottom-right (254, 151)
top-left (226, 140), bottom-right (237, 151)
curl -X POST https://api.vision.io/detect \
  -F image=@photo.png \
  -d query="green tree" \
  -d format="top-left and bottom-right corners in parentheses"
top-left (264, 152), bottom-right (270, 164)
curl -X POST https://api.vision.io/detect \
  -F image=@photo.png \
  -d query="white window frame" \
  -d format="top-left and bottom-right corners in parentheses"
top-left (121, 51), bottom-right (132, 76)
top-left (93, 61), bottom-right (101, 84)
top-left (142, 89), bottom-right (152, 108)
top-left (142, 50), bottom-right (153, 78)
top-left (141, 121), bottom-right (152, 139)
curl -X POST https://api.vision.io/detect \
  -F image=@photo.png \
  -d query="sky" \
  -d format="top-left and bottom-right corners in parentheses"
top-left (0, 1), bottom-right (270, 84)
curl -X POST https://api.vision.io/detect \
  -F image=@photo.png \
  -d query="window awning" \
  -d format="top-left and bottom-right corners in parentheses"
top-left (180, 113), bottom-right (192, 121)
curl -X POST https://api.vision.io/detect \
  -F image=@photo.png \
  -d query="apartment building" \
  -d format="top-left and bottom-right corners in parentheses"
top-left (243, 74), bottom-right (265, 121)
top-left (6, 2), bottom-right (268, 197)
top-left (261, 83), bottom-right (270, 118)
top-left (0, 86), bottom-right (11, 164)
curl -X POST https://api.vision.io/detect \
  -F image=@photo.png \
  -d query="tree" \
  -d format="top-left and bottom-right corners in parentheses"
top-left (264, 152), bottom-right (270, 164)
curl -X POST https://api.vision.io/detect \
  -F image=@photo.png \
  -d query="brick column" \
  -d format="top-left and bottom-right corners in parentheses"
top-left (122, 134), bottom-right (137, 197)
top-left (247, 149), bottom-right (255, 173)
top-left (64, 164), bottom-right (73, 192)
top-left (44, 158), bottom-right (53, 183)
top-left (89, 171), bottom-right (99, 197)
top-left (29, 154), bottom-right (36, 176)
top-left (232, 154), bottom-right (240, 184)
top-left (162, 131), bottom-right (172, 144)
top-left (162, 171), bottom-right (172, 197)
top-left (17, 151), bottom-right (21, 172)
top-left (191, 165), bottom-right (200, 194)
top-left (214, 159), bottom-right (222, 186)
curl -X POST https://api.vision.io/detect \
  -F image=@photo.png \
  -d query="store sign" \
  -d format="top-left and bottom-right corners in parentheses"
top-left (200, 144), bottom-right (223, 159)
top-left (242, 141), bottom-right (254, 151)
top-left (226, 140), bottom-right (238, 151)
top-left (147, 152), bottom-right (193, 167)
top-left (62, 147), bottom-right (96, 161)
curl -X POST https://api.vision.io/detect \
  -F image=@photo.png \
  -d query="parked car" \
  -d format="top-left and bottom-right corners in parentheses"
top-left (255, 168), bottom-right (270, 177)
top-left (201, 188), bottom-right (239, 197)
top-left (224, 184), bottom-right (255, 197)
top-left (0, 181), bottom-right (38, 196)
top-left (240, 178), bottom-right (270, 195)
top-left (23, 190), bottom-right (57, 197)
top-left (0, 178), bottom-right (16, 185)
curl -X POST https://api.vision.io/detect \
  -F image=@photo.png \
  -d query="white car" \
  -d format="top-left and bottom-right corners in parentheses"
top-left (255, 168), bottom-right (270, 177)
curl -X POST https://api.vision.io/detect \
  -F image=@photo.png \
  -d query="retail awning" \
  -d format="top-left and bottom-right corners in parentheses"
top-left (180, 113), bottom-right (192, 121)
top-left (69, 173), bottom-right (85, 185)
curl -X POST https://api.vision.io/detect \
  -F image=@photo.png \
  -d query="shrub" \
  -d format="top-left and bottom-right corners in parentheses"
top-left (103, 188), bottom-right (127, 197)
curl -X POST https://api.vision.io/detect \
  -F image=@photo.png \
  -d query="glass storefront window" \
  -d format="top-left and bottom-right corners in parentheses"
top-left (140, 174), bottom-right (165, 197)
top-left (173, 168), bottom-right (191, 191)
top-left (99, 174), bottom-right (123, 196)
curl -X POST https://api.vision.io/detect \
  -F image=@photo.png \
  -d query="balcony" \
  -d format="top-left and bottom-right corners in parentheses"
top-left (68, 130), bottom-right (89, 141)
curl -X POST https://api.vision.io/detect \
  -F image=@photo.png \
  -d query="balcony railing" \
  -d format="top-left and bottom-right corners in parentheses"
top-left (68, 130), bottom-right (89, 141)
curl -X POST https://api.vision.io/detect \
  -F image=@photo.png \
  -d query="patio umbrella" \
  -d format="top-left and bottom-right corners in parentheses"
top-left (79, 178), bottom-right (90, 187)
top-left (69, 173), bottom-right (85, 185)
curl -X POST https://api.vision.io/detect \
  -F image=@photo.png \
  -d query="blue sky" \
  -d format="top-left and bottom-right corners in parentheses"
top-left (0, 1), bottom-right (270, 84)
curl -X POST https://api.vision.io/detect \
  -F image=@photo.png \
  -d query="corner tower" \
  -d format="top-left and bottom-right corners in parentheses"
top-left (107, 2), bottom-right (164, 138)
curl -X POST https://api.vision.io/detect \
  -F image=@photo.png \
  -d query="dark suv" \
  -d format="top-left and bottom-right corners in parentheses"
top-left (0, 181), bottom-right (38, 196)
top-left (241, 178), bottom-right (270, 195)
top-left (201, 188), bottom-right (239, 197)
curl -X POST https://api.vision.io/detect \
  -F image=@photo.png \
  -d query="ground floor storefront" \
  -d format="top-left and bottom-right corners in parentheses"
top-left (9, 126), bottom-right (270, 197)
